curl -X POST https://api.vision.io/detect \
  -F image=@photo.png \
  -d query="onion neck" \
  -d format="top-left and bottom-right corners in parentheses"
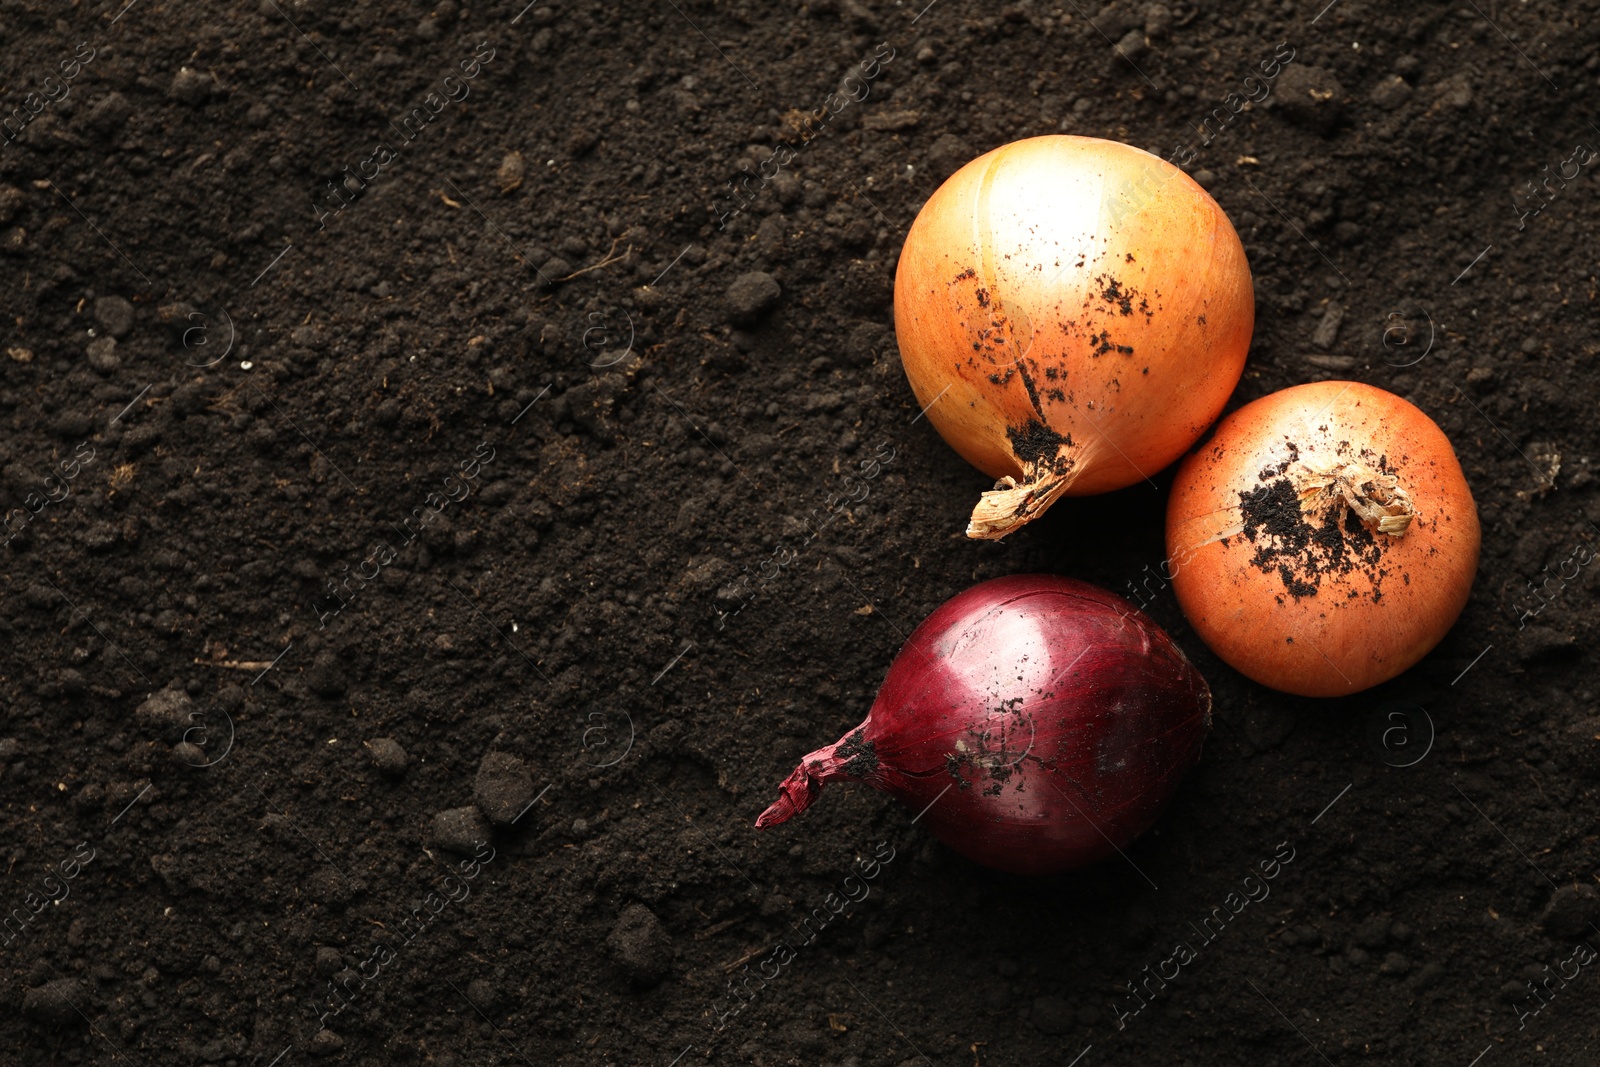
top-left (967, 437), bottom-right (1080, 540)
top-left (755, 721), bottom-right (875, 829)
top-left (1299, 460), bottom-right (1414, 536)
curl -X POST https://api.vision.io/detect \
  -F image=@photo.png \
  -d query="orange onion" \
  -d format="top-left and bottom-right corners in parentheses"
top-left (894, 135), bottom-right (1254, 539)
top-left (1165, 381), bottom-right (1480, 697)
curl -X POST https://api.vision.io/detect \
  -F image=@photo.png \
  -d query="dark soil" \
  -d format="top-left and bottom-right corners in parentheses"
top-left (3, 1), bottom-right (1599, 1064)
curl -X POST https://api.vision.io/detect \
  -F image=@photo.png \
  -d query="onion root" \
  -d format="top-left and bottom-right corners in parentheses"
top-left (967, 431), bottom-right (1080, 540)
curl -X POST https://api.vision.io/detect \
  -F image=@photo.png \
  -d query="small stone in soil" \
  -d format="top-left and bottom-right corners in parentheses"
top-left (1114, 28), bottom-right (1147, 60)
top-left (498, 151), bottom-right (525, 192)
top-left (430, 806), bottom-right (491, 854)
top-left (1433, 74), bottom-right (1472, 109)
top-left (169, 67), bottom-right (210, 104)
top-left (1272, 66), bottom-right (1345, 134)
top-left (309, 1029), bottom-right (344, 1056)
top-left (365, 737), bottom-right (409, 776)
top-left (136, 686), bottom-right (193, 728)
top-left (94, 295), bottom-right (135, 338)
top-left (306, 650), bottom-right (347, 697)
top-left (606, 903), bottom-right (672, 987)
top-left (86, 336), bottom-right (119, 373)
top-left (1369, 74), bottom-right (1413, 110)
top-left (86, 91), bottom-right (132, 133)
top-left (1093, 2), bottom-right (1142, 37)
top-left (474, 751), bottom-right (537, 826)
top-left (1312, 302), bottom-right (1345, 348)
top-left (725, 271), bottom-right (782, 325)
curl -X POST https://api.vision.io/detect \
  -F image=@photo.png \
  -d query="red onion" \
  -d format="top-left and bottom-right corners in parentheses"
top-left (756, 575), bottom-right (1211, 875)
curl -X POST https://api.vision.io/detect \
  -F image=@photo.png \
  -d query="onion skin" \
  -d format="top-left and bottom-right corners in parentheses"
top-left (894, 135), bottom-right (1253, 539)
top-left (756, 575), bottom-right (1211, 876)
top-left (1166, 381), bottom-right (1481, 697)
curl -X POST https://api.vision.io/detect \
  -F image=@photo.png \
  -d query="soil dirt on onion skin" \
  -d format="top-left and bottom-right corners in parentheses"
top-left (1237, 473), bottom-right (1386, 600)
top-left (2, 1), bottom-right (1599, 1065)
top-left (1233, 438), bottom-right (1408, 601)
top-left (1006, 418), bottom-right (1074, 477)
